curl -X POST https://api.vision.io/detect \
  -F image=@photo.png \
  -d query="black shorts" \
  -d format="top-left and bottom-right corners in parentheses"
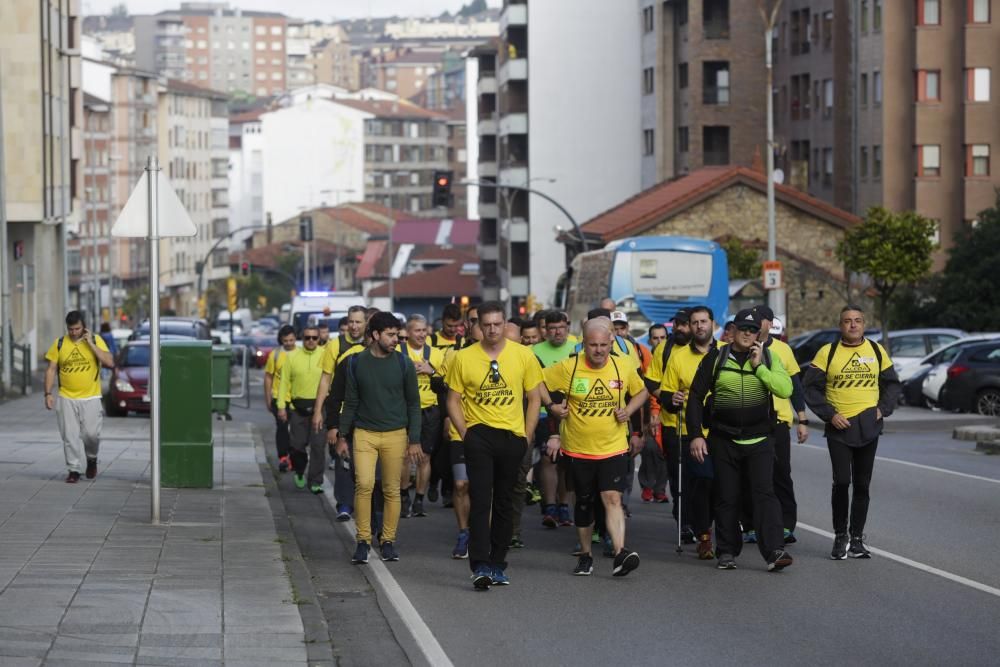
top-left (567, 453), bottom-right (630, 494)
top-left (419, 406), bottom-right (442, 455)
top-left (449, 440), bottom-right (468, 481)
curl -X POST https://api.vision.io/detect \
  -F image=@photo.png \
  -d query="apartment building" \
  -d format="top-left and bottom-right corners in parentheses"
top-left (158, 80), bottom-right (230, 316)
top-left (0, 0), bottom-right (82, 360)
top-left (470, 0), bottom-right (642, 309)
top-left (134, 5), bottom-right (288, 98)
top-left (366, 50), bottom-right (444, 100)
top-left (286, 19), bottom-right (315, 89)
top-left (310, 27), bottom-right (361, 90)
top-left (772, 0), bottom-right (1000, 256)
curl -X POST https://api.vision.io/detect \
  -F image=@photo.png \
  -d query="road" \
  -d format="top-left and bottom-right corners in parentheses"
top-left (229, 369), bottom-right (1000, 665)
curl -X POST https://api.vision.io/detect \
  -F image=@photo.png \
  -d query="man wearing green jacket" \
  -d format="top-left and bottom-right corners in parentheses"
top-left (687, 308), bottom-right (794, 572)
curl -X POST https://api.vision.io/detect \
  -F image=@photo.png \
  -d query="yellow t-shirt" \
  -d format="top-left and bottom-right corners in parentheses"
top-left (277, 347), bottom-right (326, 409)
top-left (660, 340), bottom-right (722, 436)
top-left (646, 340), bottom-right (677, 430)
top-left (543, 353), bottom-right (645, 458)
top-left (404, 343), bottom-right (446, 410)
top-left (445, 341), bottom-right (543, 438)
top-left (264, 348), bottom-right (291, 400)
top-left (441, 346), bottom-right (462, 441)
top-left (320, 335), bottom-right (365, 375)
top-left (45, 335), bottom-right (109, 399)
top-left (766, 338), bottom-right (801, 425)
top-left (811, 339), bottom-right (893, 418)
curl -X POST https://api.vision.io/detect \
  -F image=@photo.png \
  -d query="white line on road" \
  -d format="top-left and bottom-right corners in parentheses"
top-left (321, 480), bottom-right (454, 667)
top-left (797, 443), bottom-right (1000, 485)
top-left (796, 522), bottom-right (1000, 599)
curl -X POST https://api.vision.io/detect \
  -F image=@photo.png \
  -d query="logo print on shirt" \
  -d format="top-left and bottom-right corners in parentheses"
top-left (831, 351), bottom-right (877, 389)
top-left (574, 379), bottom-right (618, 417)
top-left (476, 367), bottom-right (515, 406)
top-left (61, 347), bottom-right (93, 375)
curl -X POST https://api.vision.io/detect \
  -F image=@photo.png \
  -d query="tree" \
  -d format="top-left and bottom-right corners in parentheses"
top-left (721, 237), bottom-right (762, 280)
top-left (929, 192), bottom-right (1000, 330)
top-left (836, 206), bottom-right (936, 338)
top-left (458, 0), bottom-right (488, 17)
top-left (110, 2), bottom-right (128, 17)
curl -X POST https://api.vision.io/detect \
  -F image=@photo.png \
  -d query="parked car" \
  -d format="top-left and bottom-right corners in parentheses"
top-left (868, 328), bottom-right (967, 378)
top-left (896, 334), bottom-right (1000, 406)
top-left (234, 333), bottom-right (276, 369)
top-left (790, 328), bottom-right (879, 365)
top-left (130, 317), bottom-right (212, 340)
top-left (937, 341), bottom-right (1000, 416)
top-left (106, 342), bottom-right (152, 417)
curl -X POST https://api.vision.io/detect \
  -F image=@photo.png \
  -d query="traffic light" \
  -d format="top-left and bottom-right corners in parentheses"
top-left (299, 215), bottom-right (313, 242)
top-left (432, 170), bottom-right (453, 208)
top-left (227, 277), bottom-right (238, 312)
top-left (241, 261), bottom-right (250, 277)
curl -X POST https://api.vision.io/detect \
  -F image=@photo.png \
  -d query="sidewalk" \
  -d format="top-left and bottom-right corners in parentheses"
top-left (0, 395), bottom-right (309, 665)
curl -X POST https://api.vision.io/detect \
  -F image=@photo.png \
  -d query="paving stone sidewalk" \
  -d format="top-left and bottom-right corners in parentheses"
top-left (0, 395), bottom-right (309, 666)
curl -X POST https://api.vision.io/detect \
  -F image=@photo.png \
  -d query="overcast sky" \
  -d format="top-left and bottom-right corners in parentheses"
top-left (81, 0), bottom-right (500, 21)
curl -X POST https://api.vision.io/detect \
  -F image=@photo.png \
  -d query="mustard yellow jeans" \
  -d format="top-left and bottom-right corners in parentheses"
top-left (353, 428), bottom-right (407, 544)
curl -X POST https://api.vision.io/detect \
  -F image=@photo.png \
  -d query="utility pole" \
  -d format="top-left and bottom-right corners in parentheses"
top-left (0, 55), bottom-right (11, 393)
top-left (760, 0), bottom-right (786, 321)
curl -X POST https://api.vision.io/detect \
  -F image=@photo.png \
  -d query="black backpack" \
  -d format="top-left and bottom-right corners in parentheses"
top-left (825, 338), bottom-right (883, 374)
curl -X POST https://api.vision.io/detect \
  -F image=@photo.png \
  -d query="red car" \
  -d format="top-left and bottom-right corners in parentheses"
top-left (106, 341), bottom-right (151, 416)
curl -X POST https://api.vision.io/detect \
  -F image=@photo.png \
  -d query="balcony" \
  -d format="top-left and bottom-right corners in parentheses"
top-left (498, 58), bottom-right (527, 84)
top-left (499, 165), bottom-right (528, 187)
top-left (499, 113), bottom-right (527, 136)
top-left (501, 217), bottom-right (529, 243)
top-left (479, 202), bottom-right (499, 219)
top-left (508, 275), bottom-right (529, 297)
top-left (478, 242), bottom-right (499, 262)
top-left (478, 113), bottom-right (498, 137)
top-left (501, 3), bottom-right (527, 31)
top-left (478, 160), bottom-right (498, 178)
top-left (477, 76), bottom-right (497, 96)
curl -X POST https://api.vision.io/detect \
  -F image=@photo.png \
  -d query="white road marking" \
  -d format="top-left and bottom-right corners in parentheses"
top-left (797, 443), bottom-right (1000, 485)
top-left (321, 480), bottom-right (454, 667)
top-left (796, 522), bottom-right (1000, 599)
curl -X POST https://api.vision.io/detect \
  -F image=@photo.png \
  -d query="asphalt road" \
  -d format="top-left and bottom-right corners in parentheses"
top-left (229, 369), bottom-right (1000, 666)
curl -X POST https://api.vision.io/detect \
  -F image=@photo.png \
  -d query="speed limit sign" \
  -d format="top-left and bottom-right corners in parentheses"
top-left (763, 260), bottom-right (783, 290)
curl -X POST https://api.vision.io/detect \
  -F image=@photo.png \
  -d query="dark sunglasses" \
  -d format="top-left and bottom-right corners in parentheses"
top-left (489, 360), bottom-right (500, 383)
top-left (735, 325), bottom-right (760, 333)
top-left (303, 335), bottom-right (319, 341)
top-left (468, 317), bottom-right (479, 324)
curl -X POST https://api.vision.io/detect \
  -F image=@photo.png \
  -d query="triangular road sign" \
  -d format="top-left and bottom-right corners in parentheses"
top-left (111, 170), bottom-right (197, 238)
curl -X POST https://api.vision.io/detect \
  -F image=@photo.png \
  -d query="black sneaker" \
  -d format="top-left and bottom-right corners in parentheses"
top-left (411, 498), bottom-right (426, 517)
top-left (427, 486), bottom-right (439, 503)
top-left (573, 554), bottom-right (594, 576)
top-left (830, 532), bottom-right (850, 560)
top-left (848, 536), bottom-right (871, 559)
top-left (509, 535), bottom-right (525, 549)
top-left (351, 541), bottom-right (370, 564)
top-left (65, 471), bottom-right (81, 484)
top-left (767, 549), bottom-right (793, 572)
top-left (380, 541), bottom-right (399, 562)
top-left (681, 526), bottom-right (696, 544)
top-left (442, 493), bottom-right (453, 508)
top-left (85, 458), bottom-right (98, 479)
top-left (612, 549), bottom-right (640, 577)
top-left (472, 564), bottom-right (492, 590)
top-left (717, 554), bottom-right (737, 570)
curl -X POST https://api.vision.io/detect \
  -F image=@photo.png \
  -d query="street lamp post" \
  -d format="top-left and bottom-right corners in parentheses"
top-left (463, 179), bottom-right (588, 252)
top-left (760, 0), bottom-right (786, 320)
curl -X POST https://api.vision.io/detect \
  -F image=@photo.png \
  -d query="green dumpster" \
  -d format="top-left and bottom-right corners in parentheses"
top-left (211, 344), bottom-right (232, 418)
top-left (161, 341), bottom-right (214, 488)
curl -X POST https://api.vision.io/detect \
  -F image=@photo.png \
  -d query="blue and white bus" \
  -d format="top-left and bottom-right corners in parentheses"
top-left (561, 236), bottom-right (729, 336)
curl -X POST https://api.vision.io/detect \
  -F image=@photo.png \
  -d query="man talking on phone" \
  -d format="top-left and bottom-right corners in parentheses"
top-left (686, 308), bottom-right (794, 572)
top-left (44, 311), bottom-right (115, 483)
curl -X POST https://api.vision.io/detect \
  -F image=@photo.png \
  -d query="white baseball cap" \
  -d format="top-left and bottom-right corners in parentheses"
top-left (770, 316), bottom-right (785, 336)
top-left (610, 311), bottom-right (628, 324)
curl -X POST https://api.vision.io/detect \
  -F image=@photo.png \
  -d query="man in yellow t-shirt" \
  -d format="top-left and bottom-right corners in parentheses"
top-left (264, 324), bottom-right (298, 473)
top-left (312, 305), bottom-right (367, 433)
top-left (44, 311), bottom-right (114, 483)
top-left (277, 325), bottom-right (327, 494)
top-left (399, 314), bottom-right (447, 518)
top-left (543, 319), bottom-right (647, 577)
top-left (445, 301), bottom-right (542, 589)
top-left (804, 305), bottom-right (900, 560)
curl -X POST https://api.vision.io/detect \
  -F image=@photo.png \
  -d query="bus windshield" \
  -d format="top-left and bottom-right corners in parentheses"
top-left (621, 250), bottom-right (713, 299)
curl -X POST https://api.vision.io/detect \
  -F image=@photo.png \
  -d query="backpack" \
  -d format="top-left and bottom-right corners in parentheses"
top-left (704, 343), bottom-right (775, 433)
top-left (825, 338), bottom-right (883, 374)
top-left (336, 334), bottom-right (364, 364)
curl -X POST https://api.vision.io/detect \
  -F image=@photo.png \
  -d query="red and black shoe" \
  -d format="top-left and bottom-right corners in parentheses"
top-left (65, 471), bottom-right (81, 484)
top-left (85, 458), bottom-right (98, 479)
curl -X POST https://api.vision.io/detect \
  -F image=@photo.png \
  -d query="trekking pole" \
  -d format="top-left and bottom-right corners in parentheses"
top-left (676, 401), bottom-right (685, 555)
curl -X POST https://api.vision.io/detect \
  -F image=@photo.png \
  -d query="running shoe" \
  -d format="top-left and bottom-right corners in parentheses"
top-left (335, 504), bottom-right (352, 522)
top-left (293, 473), bottom-right (306, 489)
top-left (278, 455), bottom-right (290, 473)
top-left (602, 534), bottom-right (615, 559)
top-left (612, 549), bottom-right (640, 577)
top-left (85, 458), bottom-right (98, 479)
top-left (380, 541), bottom-right (400, 562)
top-left (490, 565), bottom-right (510, 586)
top-left (591, 530), bottom-right (601, 545)
top-left (308, 484), bottom-right (322, 494)
top-left (472, 564), bottom-right (492, 590)
top-left (527, 485), bottom-right (541, 506)
top-left (681, 526), bottom-right (696, 544)
top-left (452, 529), bottom-right (470, 559)
top-left (848, 535), bottom-right (871, 559)
top-left (830, 532), bottom-right (850, 560)
top-left (442, 492), bottom-right (453, 508)
top-left (767, 549), bottom-right (794, 572)
top-left (351, 541), bottom-right (370, 564)
top-left (427, 485), bottom-right (439, 503)
top-left (411, 498), bottom-right (426, 517)
top-left (783, 528), bottom-right (797, 544)
top-left (65, 471), bottom-right (80, 484)
top-left (509, 536), bottom-right (525, 549)
top-left (541, 504), bottom-right (558, 529)
top-left (742, 530), bottom-right (758, 544)
top-left (717, 554), bottom-right (737, 570)
top-left (400, 496), bottom-right (413, 519)
top-left (696, 532), bottom-right (715, 560)
top-left (641, 487), bottom-right (654, 503)
top-left (557, 504), bottom-right (574, 527)
top-left (573, 554), bottom-right (594, 576)
top-left (654, 492), bottom-right (670, 504)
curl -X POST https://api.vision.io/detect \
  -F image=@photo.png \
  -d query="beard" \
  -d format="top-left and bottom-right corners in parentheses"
top-left (672, 330), bottom-right (691, 346)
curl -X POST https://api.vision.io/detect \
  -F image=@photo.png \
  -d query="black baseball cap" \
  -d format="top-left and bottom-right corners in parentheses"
top-left (734, 308), bottom-right (763, 331)
top-left (753, 305), bottom-right (775, 321)
top-left (587, 307), bottom-right (612, 320)
top-left (671, 308), bottom-right (692, 324)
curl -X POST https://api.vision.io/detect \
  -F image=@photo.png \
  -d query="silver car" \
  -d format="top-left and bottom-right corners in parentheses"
top-left (868, 328), bottom-right (966, 378)
top-left (922, 334), bottom-right (1000, 406)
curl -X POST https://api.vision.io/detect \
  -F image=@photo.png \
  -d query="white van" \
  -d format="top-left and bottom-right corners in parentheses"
top-left (215, 308), bottom-right (253, 335)
top-left (289, 292), bottom-right (365, 335)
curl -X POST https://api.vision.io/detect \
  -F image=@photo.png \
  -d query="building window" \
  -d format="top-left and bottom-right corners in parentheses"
top-left (703, 126), bottom-right (729, 165)
top-left (678, 126), bottom-right (689, 152)
top-left (969, 0), bottom-right (990, 23)
top-left (873, 70), bottom-right (883, 104)
top-left (703, 61), bottom-right (730, 105)
top-left (822, 11), bottom-right (833, 51)
top-left (823, 147), bottom-right (833, 185)
top-left (643, 129), bottom-right (655, 156)
top-left (678, 62), bottom-right (688, 89)
top-left (860, 72), bottom-right (868, 106)
top-left (968, 144), bottom-right (990, 176)
top-left (917, 0), bottom-right (940, 25)
top-left (860, 146), bottom-right (869, 179)
top-left (823, 79), bottom-right (834, 117)
top-left (874, 0), bottom-right (883, 29)
top-left (861, 0), bottom-right (869, 33)
top-left (916, 70), bottom-right (941, 101)
top-left (643, 67), bottom-right (654, 95)
top-left (703, 0), bottom-right (729, 39)
top-left (917, 144), bottom-right (941, 177)
top-left (676, 0), bottom-right (688, 26)
top-left (966, 68), bottom-right (991, 101)
top-left (812, 148), bottom-right (820, 180)
top-left (642, 5), bottom-right (654, 32)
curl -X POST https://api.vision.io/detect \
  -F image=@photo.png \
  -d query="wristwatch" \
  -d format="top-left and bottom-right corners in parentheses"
top-left (799, 419), bottom-right (810, 426)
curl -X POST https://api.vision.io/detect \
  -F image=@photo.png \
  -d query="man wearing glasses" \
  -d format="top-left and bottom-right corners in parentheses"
top-left (446, 301), bottom-right (543, 590)
top-left (277, 325), bottom-right (327, 493)
top-left (686, 308), bottom-right (794, 572)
